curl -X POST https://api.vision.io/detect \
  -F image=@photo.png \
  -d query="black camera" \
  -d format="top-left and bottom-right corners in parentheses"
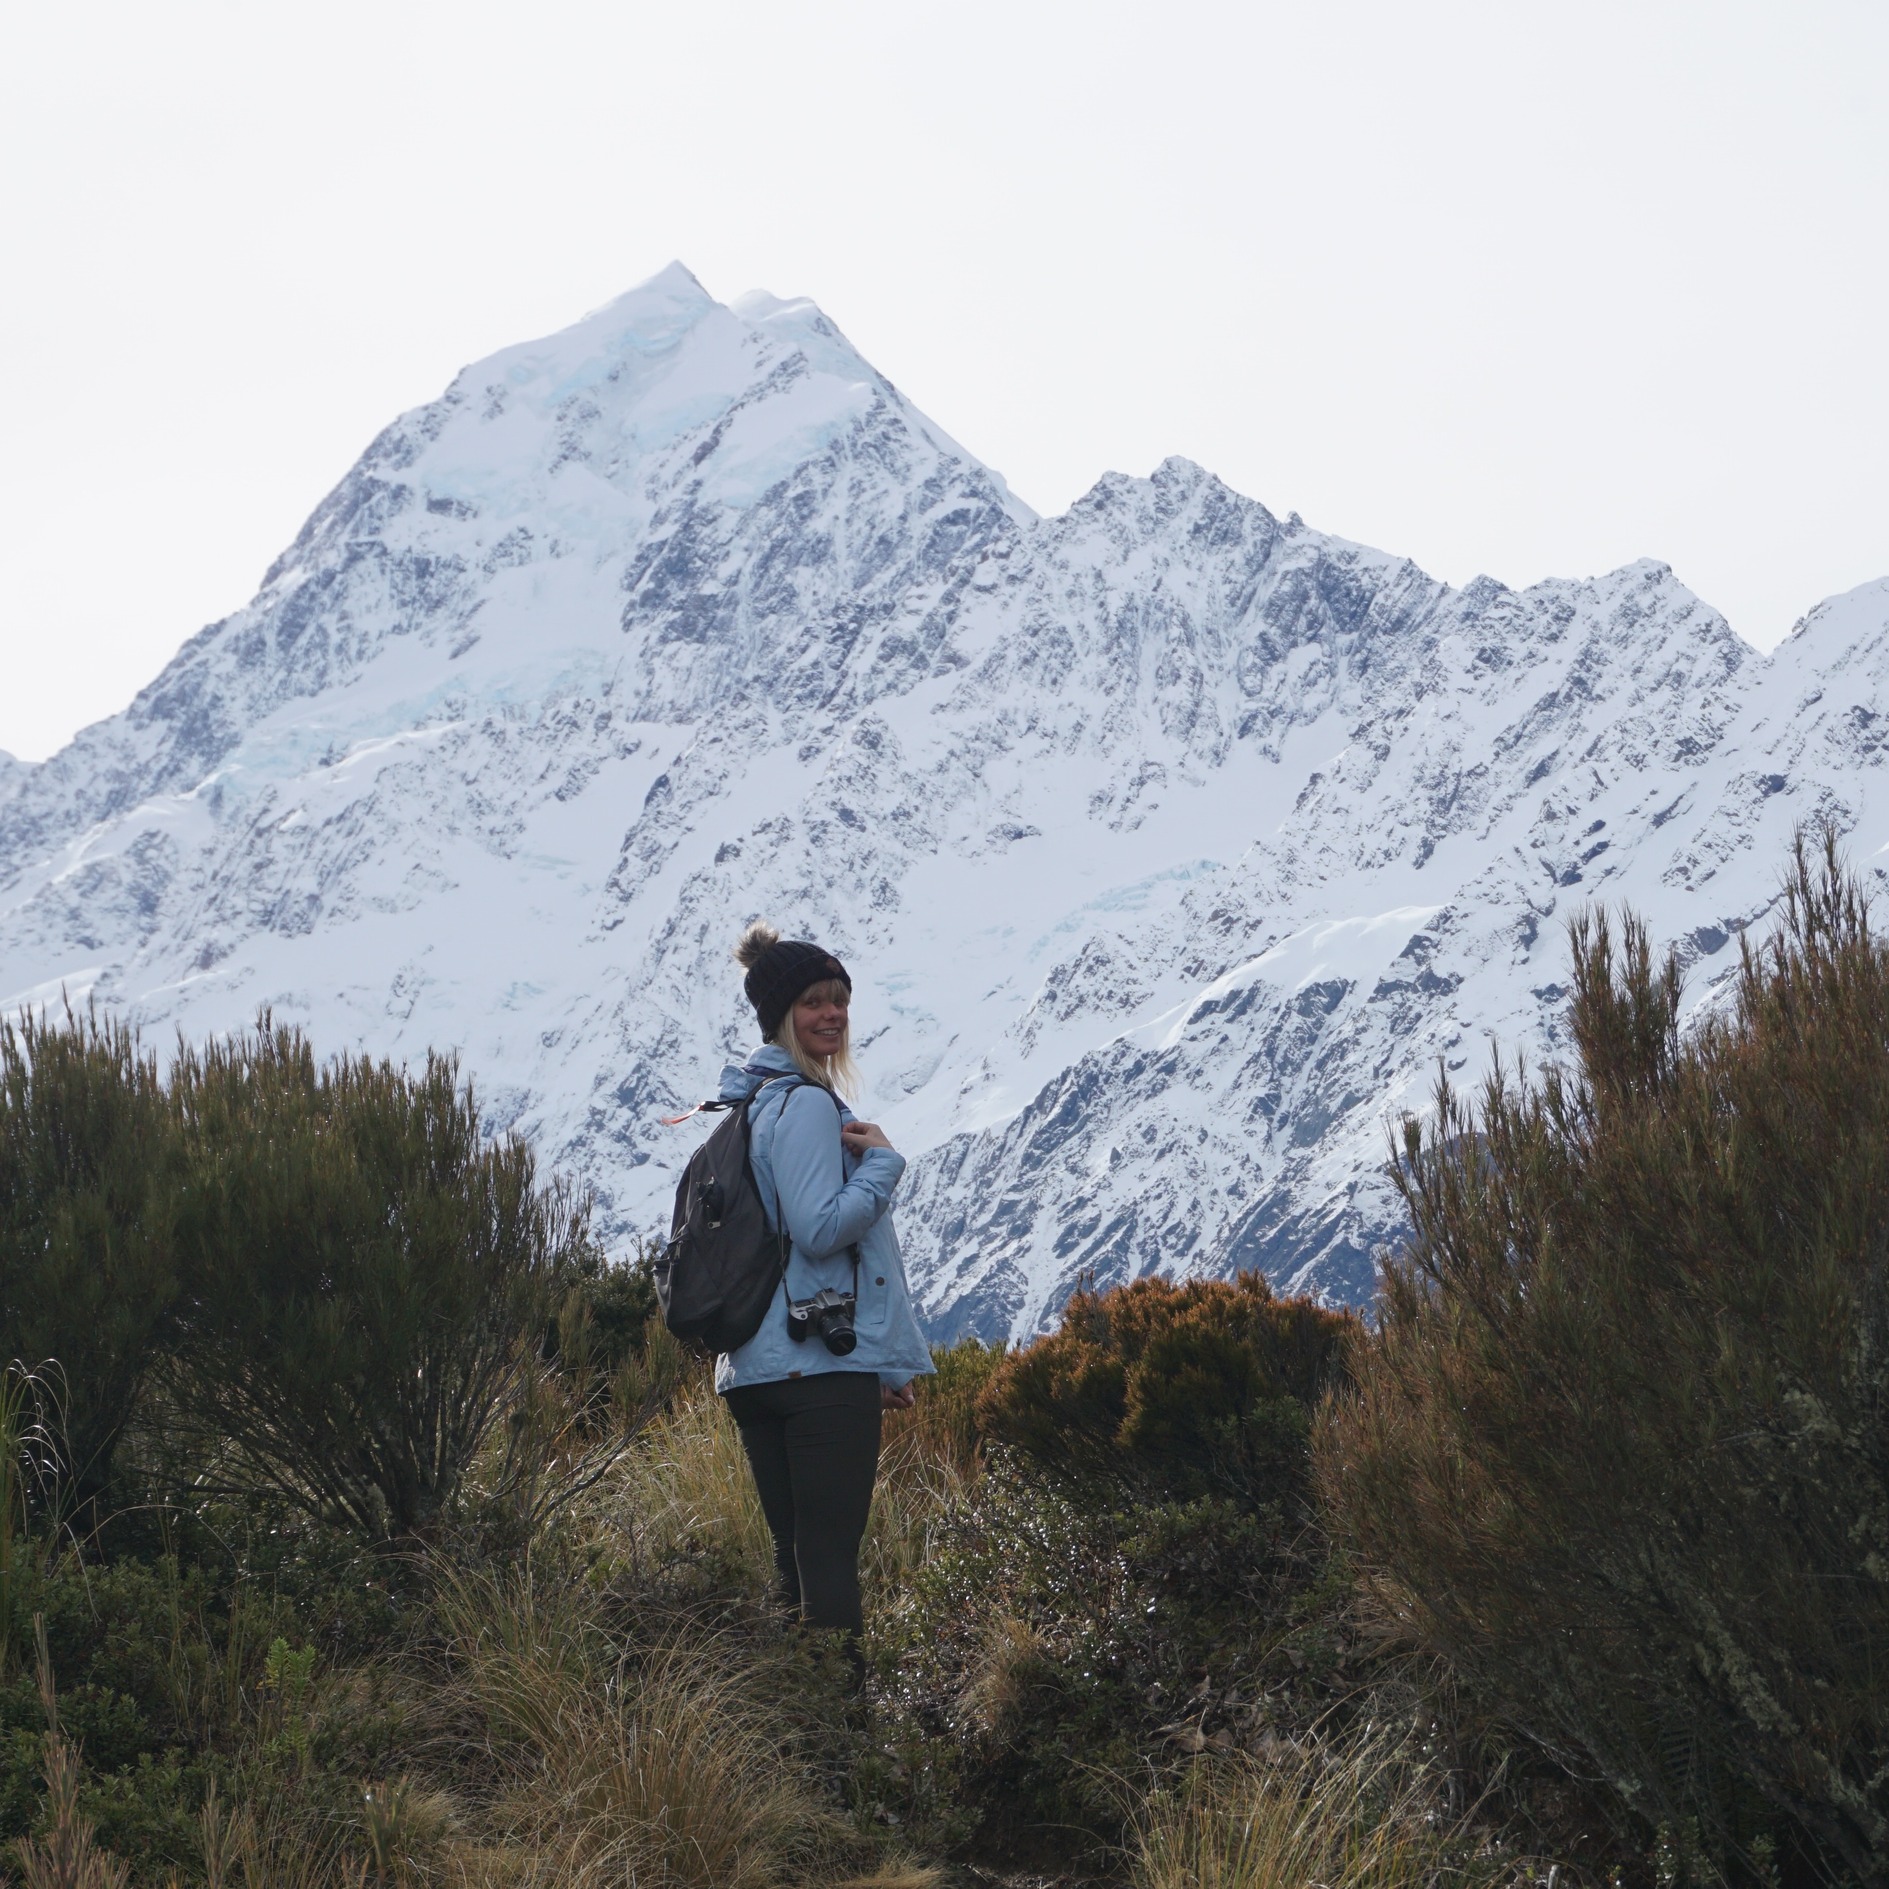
top-left (785, 1286), bottom-right (858, 1355)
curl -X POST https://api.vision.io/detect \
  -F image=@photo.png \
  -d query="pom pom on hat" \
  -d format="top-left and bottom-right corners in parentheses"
top-left (733, 920), bottom-right (781, 970)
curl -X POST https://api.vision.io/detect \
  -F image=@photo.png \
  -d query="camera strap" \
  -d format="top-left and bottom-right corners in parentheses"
top-left (784, 1242), bottom-right (860, 1316)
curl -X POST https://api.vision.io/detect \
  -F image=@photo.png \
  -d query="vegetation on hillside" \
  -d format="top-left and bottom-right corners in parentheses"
top-left (1323, 830), bottom-right (1889, 1888)
top-left (1, 829), bottom-right (1884, 1885)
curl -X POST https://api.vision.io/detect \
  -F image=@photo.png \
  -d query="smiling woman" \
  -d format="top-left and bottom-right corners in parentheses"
top-left (710, 920), bottom-right (934, 1671)
top-left (774, 970), bottom-right (863, 1099)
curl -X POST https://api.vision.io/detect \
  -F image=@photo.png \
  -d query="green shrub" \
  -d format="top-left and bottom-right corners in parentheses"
top-left (0, 1517), bottom-right (411, 1870)
top-left (872, 1301), bottom-right (1357, 1868)
top-left (976, 1273), bottom-right (1357, 1511)
top-left (168, 1021), bottom-right (586, 1540)
top-left (1321, 833), bottom-right (1889, 1884)
top-left (551, 1241), bottom-right (660, 1385)
top-left (878, 1442), bottom-right (1339, 1868)
top-left (0, 1007), bottom-right (178, 1524)
top-left (0, 1366), bottom-right (43, 1678)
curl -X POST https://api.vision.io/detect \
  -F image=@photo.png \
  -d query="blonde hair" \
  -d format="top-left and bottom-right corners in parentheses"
top-left (775, 978), bottom-right (861, 1100)
top-left (733, 922), bottom-right (861, 1099)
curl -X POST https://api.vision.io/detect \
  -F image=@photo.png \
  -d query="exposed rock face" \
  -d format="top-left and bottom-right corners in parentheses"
top-left (2, 265), bottom-right (1884, 1337)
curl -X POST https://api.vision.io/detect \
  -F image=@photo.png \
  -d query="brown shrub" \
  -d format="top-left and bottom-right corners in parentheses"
top-left (977, 1273), bottom-right (1357, 1511)
top-left (1320, 831), bottom-right (1889, 1885)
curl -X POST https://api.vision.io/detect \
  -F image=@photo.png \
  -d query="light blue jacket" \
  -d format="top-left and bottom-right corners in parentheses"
top-left (712, 1044), bottom-right (935, 1394)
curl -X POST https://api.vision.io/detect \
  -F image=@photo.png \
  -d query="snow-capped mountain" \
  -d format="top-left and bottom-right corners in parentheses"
top-left (2, 265), bottom-right (1885, 1337)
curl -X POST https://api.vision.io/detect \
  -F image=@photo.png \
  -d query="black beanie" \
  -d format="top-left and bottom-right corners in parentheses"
top-left (745, 938), bottom-right (851, 1041)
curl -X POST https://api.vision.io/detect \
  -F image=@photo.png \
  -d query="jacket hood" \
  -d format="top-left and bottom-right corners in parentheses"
top-left (716, 1043), bottom-right (799, 1103)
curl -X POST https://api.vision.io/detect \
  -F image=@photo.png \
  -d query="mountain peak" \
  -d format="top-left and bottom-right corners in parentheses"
top-left (1780, 576), bottom-right (1889, 653)
top-left (3, 282), bottom-right (1887, 1341)
top-left (583, 258), bottom-right (715, 322)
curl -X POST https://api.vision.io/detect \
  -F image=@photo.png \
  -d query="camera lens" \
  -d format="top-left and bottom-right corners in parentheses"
top-left (823, 1320), bottom-right (857, 1356)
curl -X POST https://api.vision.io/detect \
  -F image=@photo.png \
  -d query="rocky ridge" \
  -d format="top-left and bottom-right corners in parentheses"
top-left (2, 265), bottom-right (1884, 1336)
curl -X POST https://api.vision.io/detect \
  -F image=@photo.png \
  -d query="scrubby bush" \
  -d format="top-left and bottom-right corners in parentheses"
top-left (1322, 833), bottom-right (1889, 1884)
top-left (0, 1003), bottom-right (1606, 1883)
top-left (0, 1010), bottom-right (970, 1880)
top-left (168, 1021), bottom-right (587, 1539)
top-left (883, 1454), bottom-right (1325, 1864)
top-left (549, 1238), bottom-right (659, 1378)
top-left (865, 1315), bottom-right (1366, 1869)
top-left (0, 1507), bottom-right (411, 1865)
top-left (977, 1273), bottom-right (1357, 1511)
top-left (0, 1007), bottom-right (177, 1523)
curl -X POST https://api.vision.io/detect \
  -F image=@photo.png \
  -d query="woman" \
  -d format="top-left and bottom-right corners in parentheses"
top-left (714, 921), bottom-right (933, 1654)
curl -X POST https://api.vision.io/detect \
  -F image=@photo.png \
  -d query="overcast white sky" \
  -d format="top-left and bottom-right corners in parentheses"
top-left (2, 0), bottom-right (1884, 762)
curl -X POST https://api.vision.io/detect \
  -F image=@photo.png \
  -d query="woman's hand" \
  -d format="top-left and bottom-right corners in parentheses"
top-left (840, 1119), bottom-right (896, 1155)
top-left (881, 1380), bottom-right (916, 1412)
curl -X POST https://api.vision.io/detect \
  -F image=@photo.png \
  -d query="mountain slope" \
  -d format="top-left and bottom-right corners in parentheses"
top-left (2, 266), bottom-right (1883, 1337)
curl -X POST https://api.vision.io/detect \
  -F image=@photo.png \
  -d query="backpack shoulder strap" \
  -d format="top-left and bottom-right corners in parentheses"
top-left (750, 1073), bottom-right (852, 1128)
top-left (744, 1071), bottom-right (814, 1133)
top-left (747, 1074), bottom-right (851, 1234)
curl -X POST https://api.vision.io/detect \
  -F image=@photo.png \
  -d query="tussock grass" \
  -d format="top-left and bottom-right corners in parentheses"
top-left (609, 1377), bottom-right (774, 1590)
top-left (803, 1864), bottom-right (946, 1888)
top-left (411, 1371), bottom-right (961, 1888)
top-left (1131, 1721), bottom-right (1515, 1889)
top-left (866, 1341), bottom-right (999, 1595)
top-left (432, 1560), bottom-right (852, 1888)
top-left (198, 1780), bottom-right (369, 1889)
top-left (595, 1358), bottom-right (990, 1608)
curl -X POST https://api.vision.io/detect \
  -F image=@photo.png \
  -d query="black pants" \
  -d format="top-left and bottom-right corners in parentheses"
top-left (723, 1372), bottom-right (882, 1640)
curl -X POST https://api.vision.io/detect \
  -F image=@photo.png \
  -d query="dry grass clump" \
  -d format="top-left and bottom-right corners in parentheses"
top-left (866, 1343), bottom-right (1000, 1594)
top-left (608, 1376), bottom-right (775, 1588)
top-left (430, 1561), bottom-right (881, 1889)
top-left (196, 1780), bottom-right (389, 1889)
top-left (954, 1617), bottom-right (1053, 1740)
top-left (1131, 1720), bottom-right (1513, 1889)
top-left (409, 1367), bottom-right (965, 1889)
top-left (9, 1729), bottom-right (132, 1889)
top-left (275, 1362), bottom-right (969, 1889)
top-left (596, 1351), bottom-right (994, 1610)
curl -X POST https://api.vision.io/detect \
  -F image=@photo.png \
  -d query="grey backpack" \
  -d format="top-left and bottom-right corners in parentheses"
top-left (656, 1076), bottom-right (814, 1352)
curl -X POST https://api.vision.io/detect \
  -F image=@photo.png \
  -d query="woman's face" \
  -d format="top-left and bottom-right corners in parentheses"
top-left (792, 984), bottom-right (850, 1060)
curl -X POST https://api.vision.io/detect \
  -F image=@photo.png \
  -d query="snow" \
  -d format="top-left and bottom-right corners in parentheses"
top-left (1, 264), bottom-right (1885, 1338)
